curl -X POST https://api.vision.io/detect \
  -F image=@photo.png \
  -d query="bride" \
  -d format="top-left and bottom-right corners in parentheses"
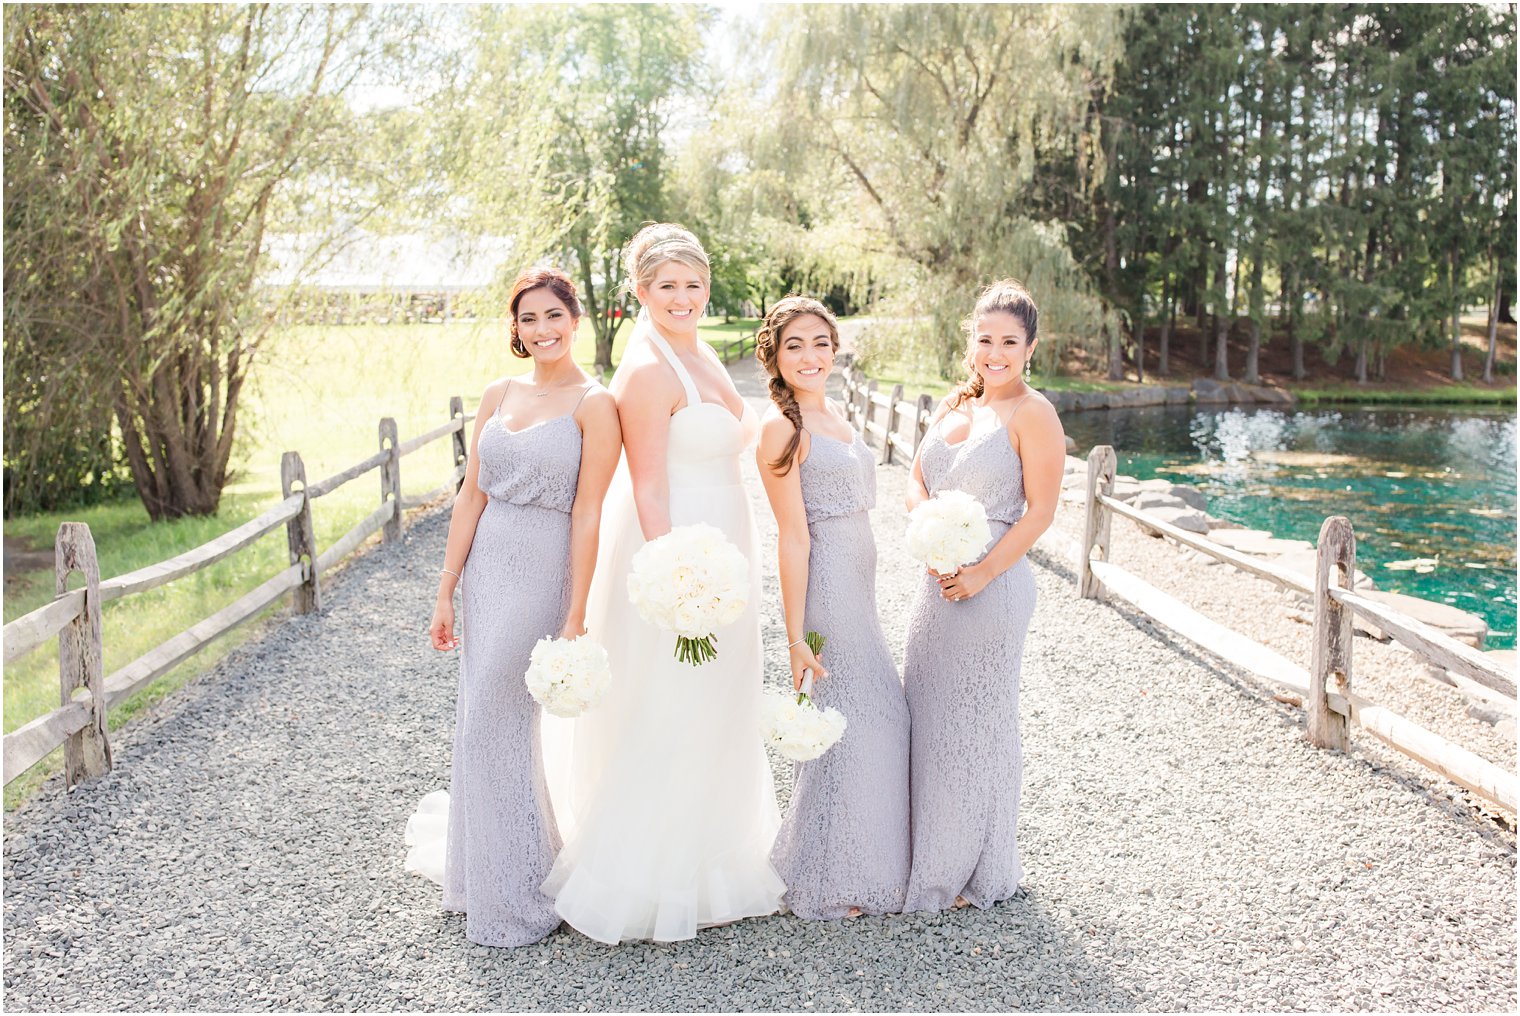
top-left (541, 223), bottom-right (785, 943)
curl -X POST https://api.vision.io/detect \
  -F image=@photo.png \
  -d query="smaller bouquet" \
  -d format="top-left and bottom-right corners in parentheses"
top-left (627, 523), bottom-right (750, 666)
top-left (761, 631), bottom-right (847, 762)
top-left (524, 635), bottom-right (612, 717)
top-left (905, 489), bottom-right (993, 574)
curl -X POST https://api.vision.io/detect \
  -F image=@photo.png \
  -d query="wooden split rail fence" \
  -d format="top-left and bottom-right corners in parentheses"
top-left (2, 399), bottom-right (476, 790)
top-left (837, 360), bottom-right (1516, 813)
top-left (1068, 444), bottom-right (1516, 812)
top-left (716, 330), bottom-right (759, 366)
top-left (839, 364), bottom-right (938, 466)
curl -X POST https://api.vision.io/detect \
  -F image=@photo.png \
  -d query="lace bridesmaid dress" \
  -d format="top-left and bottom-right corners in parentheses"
top-left (769, 430), bottom-right (911, 919)
top-left (406, 389), bottom-right (588, 947)
top-left (901, 423), bottom-right (1036, 913)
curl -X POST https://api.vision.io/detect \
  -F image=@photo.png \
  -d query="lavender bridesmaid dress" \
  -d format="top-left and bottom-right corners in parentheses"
top-left (902, 423), bottom-right (1036, 913)
top-left (770, 430), bottom-right (911, 919)
top-left (441, 394), bottom-right (586, 946)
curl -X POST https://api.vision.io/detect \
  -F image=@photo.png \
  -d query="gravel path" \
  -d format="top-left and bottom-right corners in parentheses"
top-left (4, 363), bottom-right (1515, 1012)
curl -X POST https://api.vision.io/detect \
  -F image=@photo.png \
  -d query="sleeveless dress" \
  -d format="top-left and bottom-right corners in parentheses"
top-left (403, 387), bottom-right (589, 947)
top-left (541, 316), bottom-right (786, 944)
top-left (901, 421), bottom-right (1036, 913)
top-left (769, 430), bottom-right (911, 919)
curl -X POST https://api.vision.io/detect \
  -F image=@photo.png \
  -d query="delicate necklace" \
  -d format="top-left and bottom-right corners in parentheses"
top-left (532, 377), bottom-right (584, 397)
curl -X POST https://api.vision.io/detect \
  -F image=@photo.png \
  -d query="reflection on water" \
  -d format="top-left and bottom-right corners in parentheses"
top-left (1062, 403), bottom-right (1518, 649)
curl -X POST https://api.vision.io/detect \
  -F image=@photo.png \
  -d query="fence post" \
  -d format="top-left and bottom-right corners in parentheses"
top-left (379, 417), bottom-right (402, 544)
top-left (1079, 445), bottom-right (1117, 599)
top-left (56, 522), bottom-right (110, 787)
top-left (449, 396), bottom-right (467, 492)
top-left (881, 383), bottom-right (904, 465)
top-left (914, 393), bottom-right (935, 457)
top-left (280, 452), bottom-right (320, 613)
top-left (841, 368), bottom-right (855, 426)
top-left (1309, 516), bottom-right (1355, 751)
top-left (863, 379), bottom-right (879, 450)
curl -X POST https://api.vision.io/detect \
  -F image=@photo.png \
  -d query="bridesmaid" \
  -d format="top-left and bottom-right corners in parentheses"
top-left (900, 279), bottom-right (1065, 914)
top-left (756, 296), bottom-right (911, 919)
top-left (421, 267), bottom-right (620, 946)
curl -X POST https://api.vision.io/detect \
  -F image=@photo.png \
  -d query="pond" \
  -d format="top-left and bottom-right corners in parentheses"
top-left (1060, 403), bottom-right (1517, 650)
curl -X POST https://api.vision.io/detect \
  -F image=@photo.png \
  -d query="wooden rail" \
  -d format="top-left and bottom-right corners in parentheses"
top-left (717, 331), bottom-right (758, 365)
top-left (839, 365), bottom-right (936, 466)
top-left (2, 397), bottom-right (474, 789)
top-left (1074, 443), bottom-right (1517, 812)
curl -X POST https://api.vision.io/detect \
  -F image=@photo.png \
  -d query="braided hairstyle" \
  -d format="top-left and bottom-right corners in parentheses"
top-left (753, 295), bottom-right (840, 476)
top-left (948, 278), bottom-right (1040, 409)
top-left (508, 266), bottom-right (583, 358)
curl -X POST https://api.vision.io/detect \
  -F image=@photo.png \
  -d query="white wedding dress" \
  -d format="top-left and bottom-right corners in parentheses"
top-left (540, 312), bottom-right (785, 944)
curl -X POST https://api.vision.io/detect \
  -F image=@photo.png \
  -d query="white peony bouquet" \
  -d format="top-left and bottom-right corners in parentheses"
top-left (627, 523), bottom-right (750, 666)
top-left (760, 631), bottom-right (846, 762)
top-left (905, 489), bottom-right (993, 574)
top-left (524, 635), bottom-right (612, 717)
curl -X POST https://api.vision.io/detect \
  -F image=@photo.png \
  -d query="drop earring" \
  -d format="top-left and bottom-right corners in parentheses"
top-left (1023, 359), bottom-right (1032, 382)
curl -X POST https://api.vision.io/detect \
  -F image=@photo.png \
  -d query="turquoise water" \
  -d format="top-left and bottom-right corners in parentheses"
top-left (1061, 404), bottom-right (1517, 649)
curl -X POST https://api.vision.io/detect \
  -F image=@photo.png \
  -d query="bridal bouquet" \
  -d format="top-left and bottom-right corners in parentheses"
top-left (627, 523), bottom-right (750, 666)
top-left (760, 631), bottom-right (847, 762)
top-left (524, 635), bottom-right (612, 717)
top-left (905, 489), bottom-right (993, 574)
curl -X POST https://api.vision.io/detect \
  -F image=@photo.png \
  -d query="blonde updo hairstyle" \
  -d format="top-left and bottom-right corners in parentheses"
top-left (622, 222), bottom-right (711, 299)
top-left (754, 295), bottom-right (841, 476)
top-left (949, 278), bottom-right (1040, 410)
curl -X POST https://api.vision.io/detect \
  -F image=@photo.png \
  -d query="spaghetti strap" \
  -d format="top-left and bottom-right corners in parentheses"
top-left (641, 325), bottom-right (702, 410)
top-left (570, 383), bottom-right (596, 413)
top-left (1007, 392), bottom-right (1037, 422)
top-left (491, 378), bottom-right (512, 421)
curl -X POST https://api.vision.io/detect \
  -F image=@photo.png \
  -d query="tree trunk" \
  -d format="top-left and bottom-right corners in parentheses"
top-left (1499, 284), bottom-right (1513, 324)
top-left (1132, 307), bottom-right (1146, 383)
top-left (1212, 313), bottom-right (1229, 380)
top-left (1485, 263), bottom-right (1500, 383)
top-left (1157, 276), bottom-right (1173, 377)
top-left (1354, 337), bottom-right (1368, 385)
top-left (1449, 306), bottom-right (1464, 381)
top-left (1106, 320), bottom-right (1124, 381)
top-left (1244, 317), bottom-right (1261, 385)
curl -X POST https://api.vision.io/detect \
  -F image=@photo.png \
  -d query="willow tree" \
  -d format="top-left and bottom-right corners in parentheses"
top-left (4, 4), bottom-right (407, 519)
top-left (764, 3), bottom-right (1121, 375)
top-left (447, 4), bottom-right (710, 373)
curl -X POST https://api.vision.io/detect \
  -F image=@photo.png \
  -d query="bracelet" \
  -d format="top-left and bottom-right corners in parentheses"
top-left (786, 638), bottom-right (807, 649)
top-left (441, 568), bottom-right (461, 580)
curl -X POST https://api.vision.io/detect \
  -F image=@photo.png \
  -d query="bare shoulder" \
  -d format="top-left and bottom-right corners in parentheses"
top-left (758, 409), bottom-right (798, 452)
top-left (576, 384), bottom-right (620, 424)
top-left (611, 355), bottom-right (682, 409)
top-left (1011, 391), bottom-right (1065, 446)
top-left (478, 377), bottom-right (512, 413)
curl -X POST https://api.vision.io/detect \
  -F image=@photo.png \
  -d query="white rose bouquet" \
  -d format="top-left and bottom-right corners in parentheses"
top-left (627, 523), bottom-right (750, 666)
top-left (904, 489), bottom-right (993, 574)
top-left (760, 631), bottom-right (846, 762)
top-left (524, 635), bottom-right (612, 717)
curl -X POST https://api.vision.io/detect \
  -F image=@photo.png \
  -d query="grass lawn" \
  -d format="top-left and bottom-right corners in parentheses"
top-left (2, 315), bottom-right (757, 807)
top-left (1293, 383), bottom-right (1517, 406)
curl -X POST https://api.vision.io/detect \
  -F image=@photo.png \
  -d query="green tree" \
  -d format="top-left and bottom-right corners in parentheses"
top-left (451, 4), bottom-right (712, 373)
top-left (765, 3), bottom-right (1122, 375)
top-left (4, 3), bottom-right (414, 518)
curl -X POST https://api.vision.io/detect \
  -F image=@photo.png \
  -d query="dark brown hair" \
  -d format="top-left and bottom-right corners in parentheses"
top-left (949, 278), bottom-right (1040, 409)
top-left (754, 296), bottom-right (840, 475)
top-left (508, 267), bottom-right (583, 358)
